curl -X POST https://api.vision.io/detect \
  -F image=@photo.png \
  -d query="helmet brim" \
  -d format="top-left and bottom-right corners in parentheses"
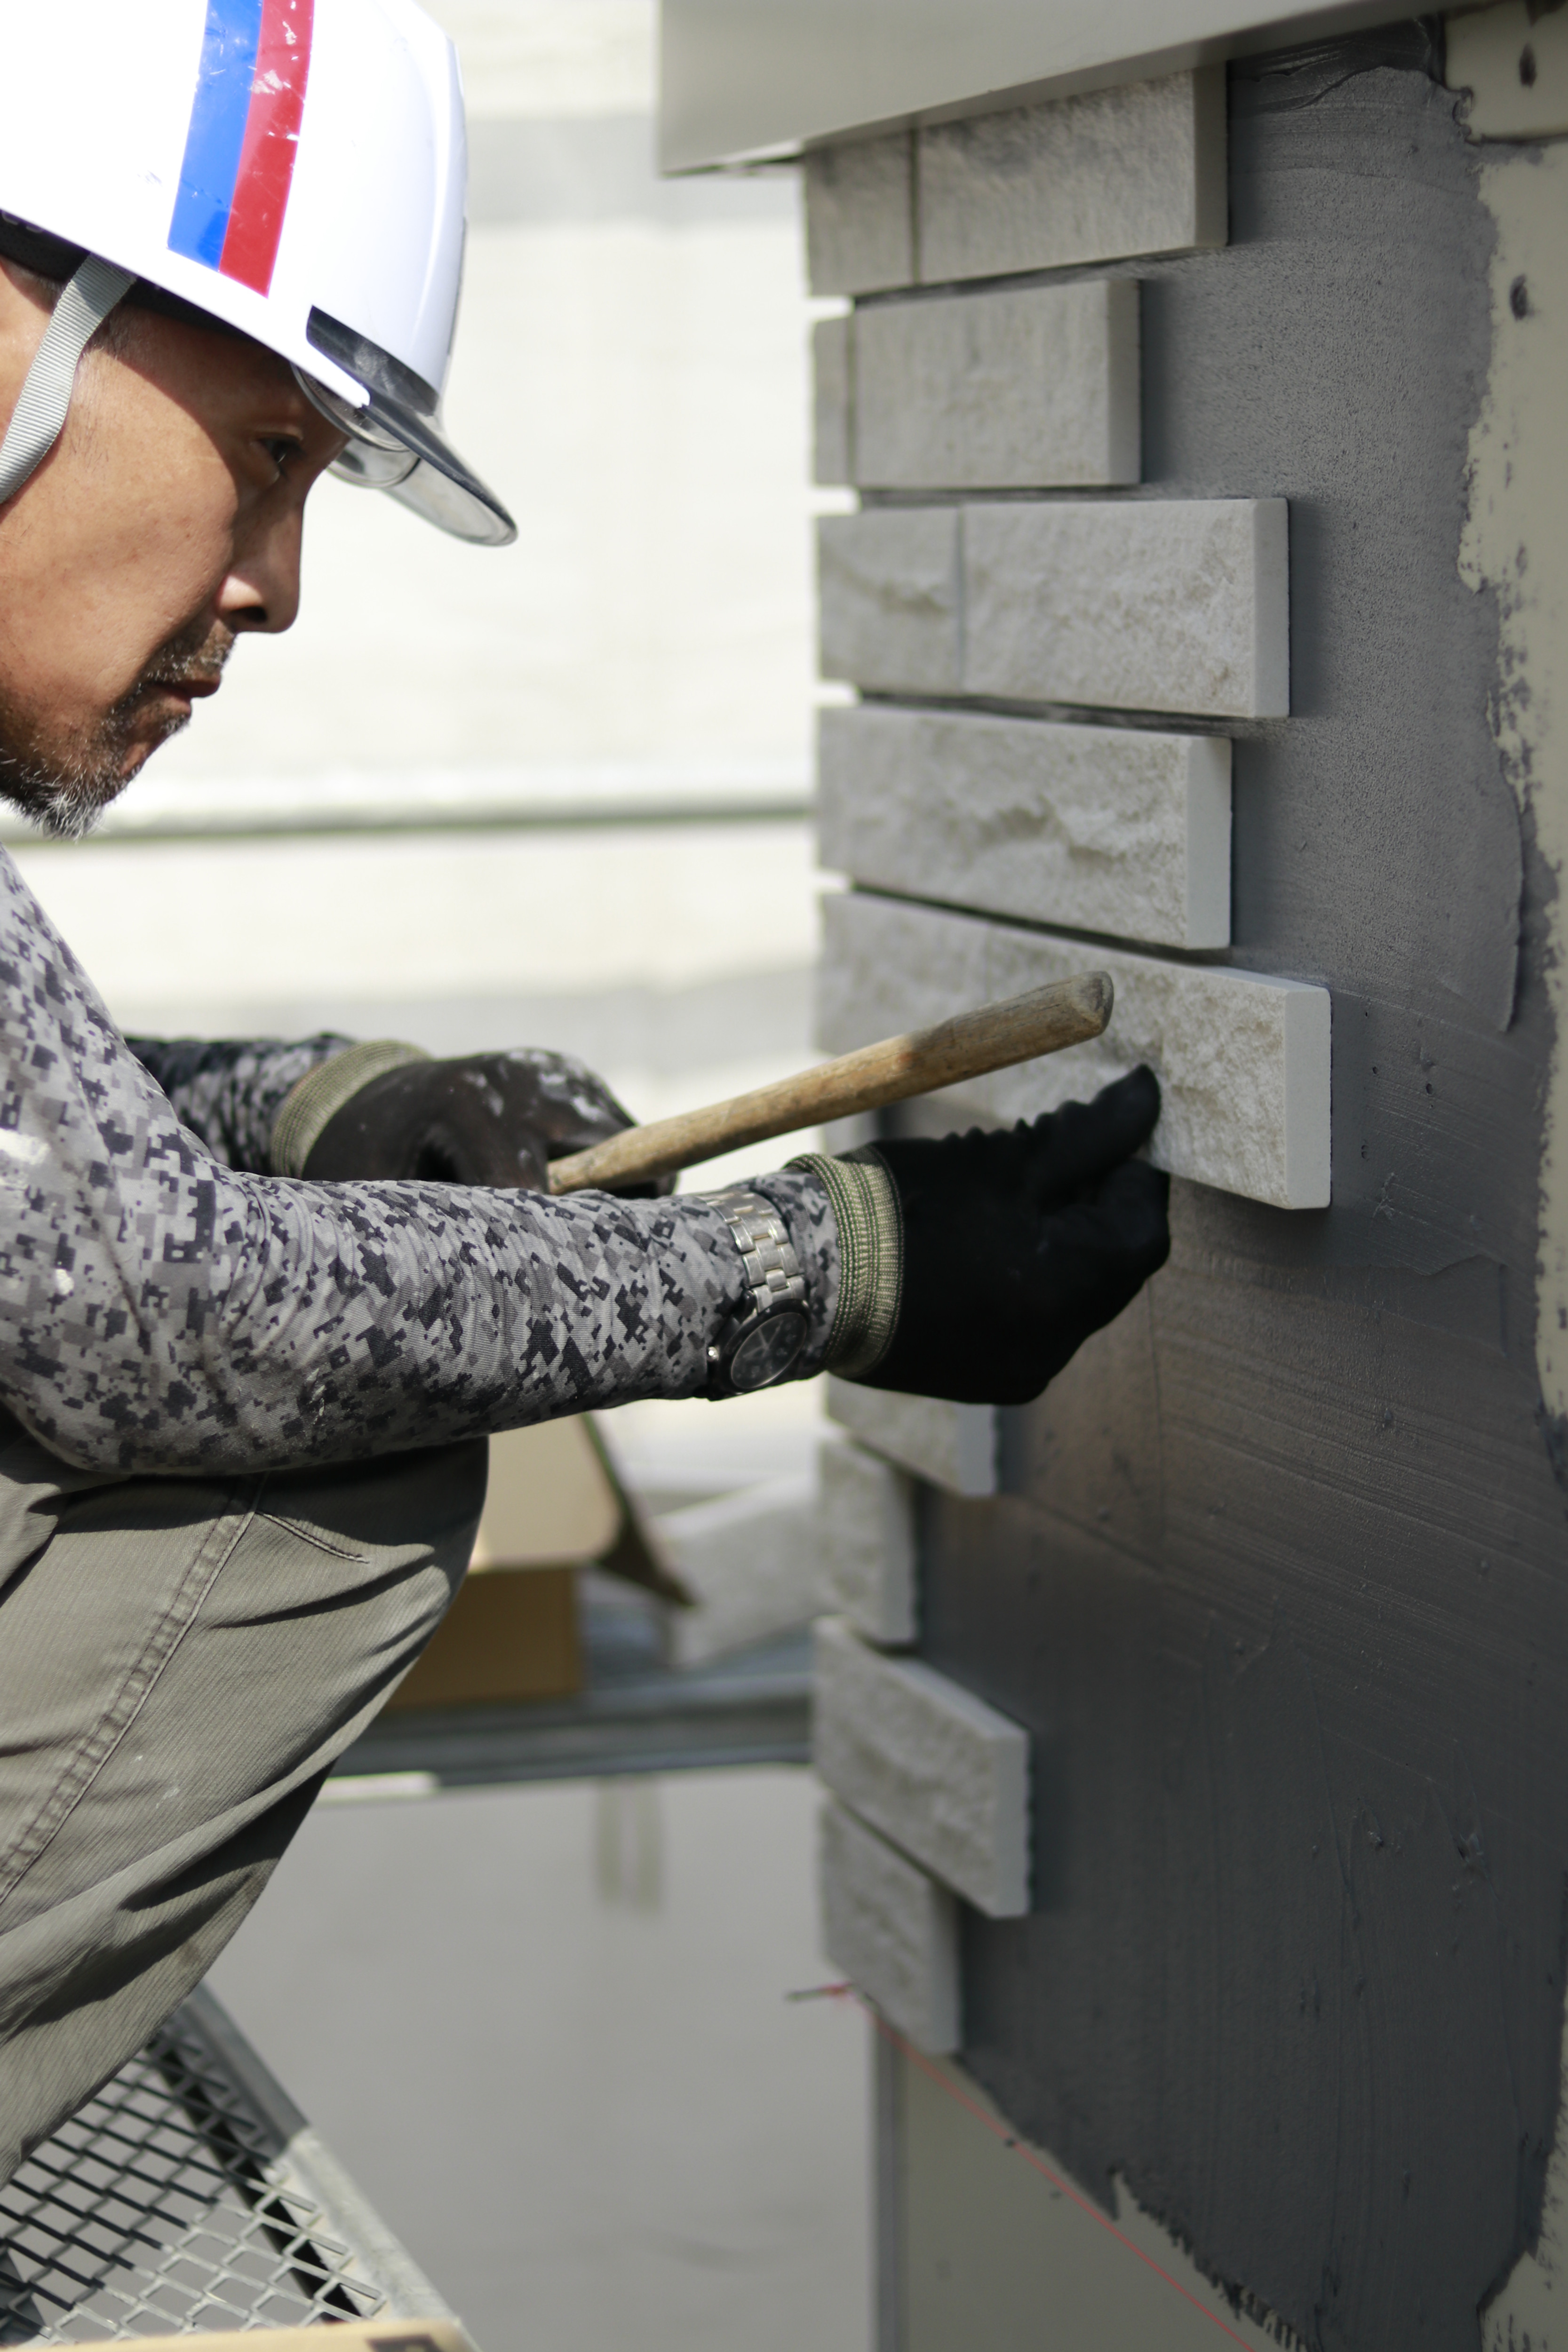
top-left (338, 383), bottom-right (517, 548)
top-left (305, 308), bottom-right (517, 549)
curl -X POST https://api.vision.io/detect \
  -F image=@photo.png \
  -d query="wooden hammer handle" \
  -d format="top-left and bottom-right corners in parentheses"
top-left (547, 969), bottom-right (1114, 1196)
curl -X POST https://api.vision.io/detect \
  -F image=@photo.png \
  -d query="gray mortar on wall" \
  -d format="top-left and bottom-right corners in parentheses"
top-left (862, 26), bottom-right (1568, 2350)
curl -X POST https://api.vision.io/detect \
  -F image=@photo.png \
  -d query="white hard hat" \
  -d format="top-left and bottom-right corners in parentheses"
top-left (0, 0), bottom-right (515, 546)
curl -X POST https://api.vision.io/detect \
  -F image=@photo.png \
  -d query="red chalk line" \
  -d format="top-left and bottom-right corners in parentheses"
top-left (796, 1981), bottom-right (1255, 2352)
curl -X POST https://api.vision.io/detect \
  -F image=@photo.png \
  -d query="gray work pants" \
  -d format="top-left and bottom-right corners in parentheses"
top-left (0, 1408), bottom-right (487, 2179)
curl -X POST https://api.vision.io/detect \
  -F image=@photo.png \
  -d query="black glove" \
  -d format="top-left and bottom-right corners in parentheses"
top-left (820, 1066), bottom-right (1170, 1407)
top-left (301, 1047), bottom-right (653, 1193)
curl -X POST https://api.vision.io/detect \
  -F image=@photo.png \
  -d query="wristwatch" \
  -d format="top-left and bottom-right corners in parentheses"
top-left (706, 1189), bottom-right (810, 1398)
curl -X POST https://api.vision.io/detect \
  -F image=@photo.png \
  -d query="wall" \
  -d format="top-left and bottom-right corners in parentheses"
top-left (657, 0), bottom-right (1403, 168)
top-left (805, 21), bottom-right (1568, 2349)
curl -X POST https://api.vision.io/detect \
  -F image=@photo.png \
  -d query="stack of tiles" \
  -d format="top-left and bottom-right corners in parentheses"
top-left (813, 1595), bottom-right (1030, 2054)
top-left (812, 64), bottom-right (1329, 2055)
top-left (815, 1415), bottom-right (1028, 2054)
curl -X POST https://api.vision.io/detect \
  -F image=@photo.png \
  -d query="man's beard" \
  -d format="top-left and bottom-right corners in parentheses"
top-left (0, 621), bottom-right (233, 840)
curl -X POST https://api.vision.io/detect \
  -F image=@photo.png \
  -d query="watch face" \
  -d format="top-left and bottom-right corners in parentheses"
top-left (729, 1310), bottom-right (808, 1393)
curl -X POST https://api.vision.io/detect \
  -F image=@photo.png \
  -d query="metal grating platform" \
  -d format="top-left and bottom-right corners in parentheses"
top-left (0, 1986), bottom-right (450, 2345)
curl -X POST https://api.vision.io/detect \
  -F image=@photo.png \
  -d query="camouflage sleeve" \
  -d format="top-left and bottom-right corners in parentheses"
top-left (0, 850), bottom-right (839, 1476)
top-left (125, 1033), bottom-right (357, 1172)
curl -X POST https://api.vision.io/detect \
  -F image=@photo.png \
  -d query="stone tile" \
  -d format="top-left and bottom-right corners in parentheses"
top-left (805, 132), bottom-right (915, 295)
top-left (817, 509), bottom-right (963, 692)
top-left (816, 499), bottom-right (1286, 717)
top-left (813, 1616), bottom-right (1031, 1918)
top-left (818, 1798), bottom-right (960, 2053)
top-left (853, 279), bottom-right (1139, 490)
top-left (812, 314), bottom-right (852, 486)
top-left (826, 1376), bottom-right (997, 1498)
top-left (820, 1435), bottom-right (918, 1645)
top-left (817, 703), bottom-right (1230, 949)
top-left (962, 497), bottom-right (1289, 720)
top-left (917, 68), bottom-right (1226, 282)
top-left (657, 1472), bottom-right (826, 1669)
top-left (818, 892), bottom-right (1332, 1210)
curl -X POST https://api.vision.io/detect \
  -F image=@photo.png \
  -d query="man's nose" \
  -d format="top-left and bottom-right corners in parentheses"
top-left (216, 504), bottom-right (304, 635)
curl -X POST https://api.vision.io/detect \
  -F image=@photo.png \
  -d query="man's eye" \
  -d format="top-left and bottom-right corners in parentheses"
top-left (263, 436), bottom-right (304, 472)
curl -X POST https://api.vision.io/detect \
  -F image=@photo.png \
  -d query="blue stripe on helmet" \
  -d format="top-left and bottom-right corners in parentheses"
top-left (167, 0), bottom-right (265, 272)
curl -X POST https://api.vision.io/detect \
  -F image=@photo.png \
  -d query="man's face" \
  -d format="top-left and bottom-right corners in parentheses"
top-left (0, 260), bottom-right (348, 835)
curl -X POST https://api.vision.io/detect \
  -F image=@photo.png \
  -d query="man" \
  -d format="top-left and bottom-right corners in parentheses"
top-left (0, 0), bottom-right (1170, 2169)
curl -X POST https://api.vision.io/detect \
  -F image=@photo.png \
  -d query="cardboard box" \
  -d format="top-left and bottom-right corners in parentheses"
top-left (388, 1418), bottom-right (620, 1710)
top-left (388, 1560), bottom-right (582, 1708)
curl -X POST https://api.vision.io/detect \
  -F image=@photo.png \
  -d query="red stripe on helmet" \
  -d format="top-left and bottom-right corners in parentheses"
top-left (218, 0), bottom-right (314, 296)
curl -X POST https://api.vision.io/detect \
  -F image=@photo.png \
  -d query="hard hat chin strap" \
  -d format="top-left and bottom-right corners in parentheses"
top-left (0, 256), bottom-right (135, 511)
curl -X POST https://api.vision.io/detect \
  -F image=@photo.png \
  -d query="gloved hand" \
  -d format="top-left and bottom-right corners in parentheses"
top-left (797, 1066), bottom-right (1170, 1406)
top-left (295, 1047), bottom-right (654, 1193)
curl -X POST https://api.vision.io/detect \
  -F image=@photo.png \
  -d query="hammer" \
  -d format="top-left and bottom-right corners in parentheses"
top-left (547, 970), bottom-right (1114, 1195)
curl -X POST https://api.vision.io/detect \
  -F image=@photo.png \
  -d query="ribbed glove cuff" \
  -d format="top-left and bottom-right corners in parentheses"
top-left (787, 1149), bottom-right (903, 1379)
top-left (270, 1041), bottom-right (431, 1177)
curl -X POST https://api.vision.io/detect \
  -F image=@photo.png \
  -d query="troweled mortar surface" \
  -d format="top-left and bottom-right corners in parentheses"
top-left (900, 35), bottom-right (1568, 2351)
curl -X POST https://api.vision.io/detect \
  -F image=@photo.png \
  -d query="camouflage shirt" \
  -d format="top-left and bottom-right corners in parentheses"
top-left (0, 849), bottom-right (838, 1475)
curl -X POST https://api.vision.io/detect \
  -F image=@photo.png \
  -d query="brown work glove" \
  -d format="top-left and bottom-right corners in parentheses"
top-left (296, 1047), bottom-right (661, 1194)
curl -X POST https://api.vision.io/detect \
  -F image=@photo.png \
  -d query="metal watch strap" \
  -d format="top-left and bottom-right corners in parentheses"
top-left (709, 1189), bottom-right (806, 1320)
